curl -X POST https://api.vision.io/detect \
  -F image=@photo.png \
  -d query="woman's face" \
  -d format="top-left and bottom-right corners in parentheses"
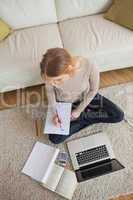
top-left (42, 62), bottom-right (78, 86)
top-left (43, 73), bottom-right (70, 86)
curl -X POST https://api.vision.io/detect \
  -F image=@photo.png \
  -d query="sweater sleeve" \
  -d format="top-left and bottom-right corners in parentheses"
top-left (45, 83), bottom-right (57, 109)
top-left (74, 60), bottom-right (100, 115)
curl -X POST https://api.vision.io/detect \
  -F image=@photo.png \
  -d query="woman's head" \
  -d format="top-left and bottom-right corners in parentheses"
top-left (40, 48), bottom-right (76, 86)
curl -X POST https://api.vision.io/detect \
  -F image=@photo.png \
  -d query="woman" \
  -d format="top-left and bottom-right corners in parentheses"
top-left (40, 47), bottom-right (124, 144)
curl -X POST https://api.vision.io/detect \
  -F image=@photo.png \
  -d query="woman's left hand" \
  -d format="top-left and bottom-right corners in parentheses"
top-left (71, 110), bottom-right (80, 121)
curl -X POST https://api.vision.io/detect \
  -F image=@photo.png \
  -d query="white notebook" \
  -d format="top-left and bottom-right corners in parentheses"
top-left (22, 142), bottom-right (77, 200)
top-left (44, 102), bottom-right (72, 135)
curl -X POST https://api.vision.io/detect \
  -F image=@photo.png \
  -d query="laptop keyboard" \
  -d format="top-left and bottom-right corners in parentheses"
top-left (76, 145), bottom-right (109, 166)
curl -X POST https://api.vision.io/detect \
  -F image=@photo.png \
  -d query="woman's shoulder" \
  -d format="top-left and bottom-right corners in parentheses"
top-left (75, 56), bottom-right (87, 63)
top-left (76, 56), bottom-right (92, 65)
top-left (79, 57), bottom-right (99, 76)
top-left (81, 56), bottom-right (98, 68)
top-left (74, 56), bottom-right (99, 72)
top-left (76, 56), bottom-right (92, 70)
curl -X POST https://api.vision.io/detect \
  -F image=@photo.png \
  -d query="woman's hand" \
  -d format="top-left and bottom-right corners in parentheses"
top-left (71, 110), bottom-right (80, 121)
top-left (52, 114), bottom-right (62, 127)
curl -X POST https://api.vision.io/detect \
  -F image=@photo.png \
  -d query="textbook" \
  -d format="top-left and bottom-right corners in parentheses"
top-left (22, 142), bottom-right (77, 200)
top-left (44, 102), bottom-right (72, 135)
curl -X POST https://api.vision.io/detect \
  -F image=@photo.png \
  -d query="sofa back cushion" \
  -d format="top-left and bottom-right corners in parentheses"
top-left (0, 0), bottom-right (57, 29)
top-left (56, 0), bottom-right (112, 21)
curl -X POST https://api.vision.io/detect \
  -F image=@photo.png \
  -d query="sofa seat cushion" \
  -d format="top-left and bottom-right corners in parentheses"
top-left (0, 24), bottom-right (62, 92)
top-left (59, 14), bottom-right (133, 72)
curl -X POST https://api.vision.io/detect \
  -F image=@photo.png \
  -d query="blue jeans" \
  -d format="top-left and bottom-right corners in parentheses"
top-left (49, 93), bottom-right (124, 144)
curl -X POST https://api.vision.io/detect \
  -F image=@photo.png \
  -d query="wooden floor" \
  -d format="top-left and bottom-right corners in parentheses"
top-left (100, 67), bottom-right (133, 88)
top-left (0, 67), bottom-right (133, 110)
top-left (109, 193), bottom-right (133, 200)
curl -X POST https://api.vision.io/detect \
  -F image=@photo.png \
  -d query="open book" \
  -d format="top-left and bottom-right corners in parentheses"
top-left (44, 102), bottom-right (72, 135)
top-left (22, 142), bottom-right (77, 200)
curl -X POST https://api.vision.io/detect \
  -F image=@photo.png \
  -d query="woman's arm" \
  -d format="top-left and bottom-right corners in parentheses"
top-left (45, 83), bottom-right (57, 109)
top-left (45, 83), bottom-right (62, 127)
top-left (74, 61), bottom-right (100, 116)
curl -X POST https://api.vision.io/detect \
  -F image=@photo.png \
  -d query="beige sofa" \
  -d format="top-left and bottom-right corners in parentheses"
top-left (0, 0), bottom-right (133, 92)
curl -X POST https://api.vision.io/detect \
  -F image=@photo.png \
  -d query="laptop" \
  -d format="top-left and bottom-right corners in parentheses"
top-left (67, 132), bottom-right (124, 182)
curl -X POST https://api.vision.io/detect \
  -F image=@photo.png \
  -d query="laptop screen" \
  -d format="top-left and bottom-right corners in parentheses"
top-left (75, 159), bottom-right (124, 182)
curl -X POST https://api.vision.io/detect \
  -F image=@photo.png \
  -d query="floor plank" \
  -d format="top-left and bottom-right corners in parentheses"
top-left (109, 193), bottom-right (133, 200)
top-left (100, 67), bottom-right (133, 88)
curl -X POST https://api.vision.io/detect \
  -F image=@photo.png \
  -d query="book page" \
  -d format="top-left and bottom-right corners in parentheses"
top-left (22, 142), bottom-right (59, 182)
top-left (56, 168), bottom-right (77, 200)
top-left (41, 164), bottom-right (64, 191)
top-left (44, 102), bottom-right (72, 135)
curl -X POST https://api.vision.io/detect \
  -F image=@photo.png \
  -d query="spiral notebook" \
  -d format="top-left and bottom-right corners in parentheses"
top-left (44, 102), bottom-right (72, 135)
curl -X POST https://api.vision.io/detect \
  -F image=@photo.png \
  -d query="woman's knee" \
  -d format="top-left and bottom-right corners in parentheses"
top-left (113, 108), bottom-right (124, 123)
top-left (49, 135), bottom-right (65, 144)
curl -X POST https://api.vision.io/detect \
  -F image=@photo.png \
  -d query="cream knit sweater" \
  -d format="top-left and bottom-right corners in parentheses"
top-left (45, 57), bottom-right (100, 115)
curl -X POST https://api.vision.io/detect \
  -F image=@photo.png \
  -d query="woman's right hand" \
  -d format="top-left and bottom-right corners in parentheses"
top-left (52, 114), bottom-right (61, 127)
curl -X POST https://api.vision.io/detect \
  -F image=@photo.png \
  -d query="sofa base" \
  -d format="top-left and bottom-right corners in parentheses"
top-left (0, 67), bottom-right (133, 110)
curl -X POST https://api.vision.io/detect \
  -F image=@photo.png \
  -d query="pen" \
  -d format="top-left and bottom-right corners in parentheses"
top-left (55, 109), bottom-right (64, 131)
